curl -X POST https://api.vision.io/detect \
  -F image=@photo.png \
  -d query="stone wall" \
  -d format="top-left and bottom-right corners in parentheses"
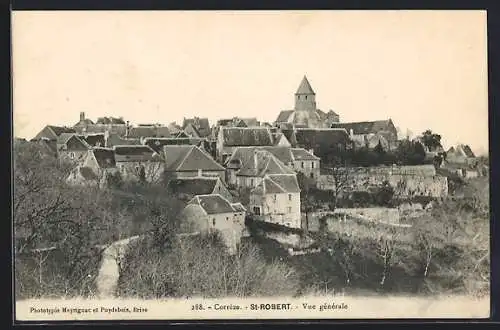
top-left (317, 165), bottom-right (448, 198)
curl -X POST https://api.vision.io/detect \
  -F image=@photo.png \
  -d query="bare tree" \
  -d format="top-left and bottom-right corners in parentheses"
top-left (376, 228), bottom-right (400, 288)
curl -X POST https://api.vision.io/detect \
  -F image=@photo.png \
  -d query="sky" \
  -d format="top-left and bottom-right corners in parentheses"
top-left (12, 10), bottom-right (488, 155)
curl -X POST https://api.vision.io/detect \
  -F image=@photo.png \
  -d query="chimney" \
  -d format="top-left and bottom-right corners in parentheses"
top-left (198, 168), bottom-right (203, 177)
top-left (349, 129), bottom-right (354, 137)
top-left (125, 121), bottom-right (130, 138)
top-left (80, 112), bottom-right (85, 122)
top-left (309, 148), bottom-right (314, 155)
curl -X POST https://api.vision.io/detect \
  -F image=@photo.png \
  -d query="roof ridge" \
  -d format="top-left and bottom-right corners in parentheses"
top-left (175, 145), bottom-right (195, 171)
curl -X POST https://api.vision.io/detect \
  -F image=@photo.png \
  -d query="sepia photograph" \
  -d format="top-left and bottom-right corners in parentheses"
top-left (12, 10), bottom-right (490, 321)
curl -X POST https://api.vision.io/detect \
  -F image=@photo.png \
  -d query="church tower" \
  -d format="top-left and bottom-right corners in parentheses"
top-left (294, 75), bottom-right (317, 111)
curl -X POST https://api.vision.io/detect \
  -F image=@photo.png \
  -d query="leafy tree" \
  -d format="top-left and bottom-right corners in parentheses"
top-left (420, 130), bottom-right (442, 152)
top-left (396, 138), bottom-right (426, 165)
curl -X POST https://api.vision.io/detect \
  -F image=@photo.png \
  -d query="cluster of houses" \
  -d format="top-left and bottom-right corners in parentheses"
top-left (25, 76), bottom-right (484, 253)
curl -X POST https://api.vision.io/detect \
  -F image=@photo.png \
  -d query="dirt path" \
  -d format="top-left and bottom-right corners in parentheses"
top-left (95, 235), bottom-right (140, 298)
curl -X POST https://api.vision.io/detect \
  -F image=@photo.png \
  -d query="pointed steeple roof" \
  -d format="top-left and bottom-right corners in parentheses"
top-left (295, 75), bottom-right (315, 95)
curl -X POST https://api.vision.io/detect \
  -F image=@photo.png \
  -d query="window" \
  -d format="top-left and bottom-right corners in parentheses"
top-left (273, 194), bottom-right (277, 202)
top-left (69, 152), bottom-right (75, 159)
top-left (311, 162), bottom-right (315, 168)
top-left (226, 217), bottom-right (229, 221)
top-left (310, 172), bottom-right (314, 179)
top-left (250, 179), bottom-right (254, 187)
top-left (212, 218), bottom-right (216, 226)
top-left (253, 207), bottom-right (261, 215)
top-left (301, 162), bottom-right (304, 168)
top-left (287, 207), bottom-right (292, 213)
top-left (288, 194), bottom-right (292, 201)
top-left (305, 95), bottom-right (308, 100)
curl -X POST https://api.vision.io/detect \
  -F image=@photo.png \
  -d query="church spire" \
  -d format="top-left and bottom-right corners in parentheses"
top-left (294, 75), bottom-right (317, 111)
top-left (295, 75), bottom-right (315, 95)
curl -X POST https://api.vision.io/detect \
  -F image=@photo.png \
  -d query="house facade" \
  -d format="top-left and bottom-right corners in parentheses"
top-left (179, 194), bottom-right (248, 255)
top-left (225, 148), bottom-right (296, 189)
top-left (290, 148), bottom-right (321, 180)
top-left (56, 133), bottom-right (91, 164)
top-left (249, 174), bottom-right (302, 229)
top-left (113, 145), bottom-right (164, 183)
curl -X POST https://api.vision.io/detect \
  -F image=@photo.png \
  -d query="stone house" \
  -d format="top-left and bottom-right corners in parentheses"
top-left (446, 144), bottom-right (477, 165)
top-left (113, 145), bottom-right (164, 183)
top-left (179, 194), bottom-right (248, 255)
top-left (225, 148), bottom-right (295, 189)
top-left (75, 147), bottom-right (119, 187)
top-left (166, 176), bottom-right (233, 202)
top-left (290, 148), bottom-right (321, 180)
top-left (56, 133), bottom-right (91, 164)
top-left (249, 174), bottom-right (302, 229)
top-left (163, 145), bottom-right (226, 182)
top-left (217, 127), bottom-right (274, 163)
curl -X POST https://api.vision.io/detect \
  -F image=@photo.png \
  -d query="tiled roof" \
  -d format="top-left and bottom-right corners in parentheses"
top-left (56, 133), bottom-right (91, 149)
top-left (236, 149), bottom-right (295, 177)
top-left (164, 145), bottom-right (224, 172)
top-left (106, 134), bottom-right (141, 147)
top-left (47, 125), bottom-right (76, 137)
top-left (188, 194), bottom-right (237, 215)
top-left (113, 145), bottom-right (159, 162)
top-left (460, 144), bottom-right (476, 158)
top-left (254, 174), bottom-right (301, 194)
top-left (331, 120), bottom-right (393, 135)
top-left (182, 117), bottom-right (211, 137)
top-left (127, 126), bottom-right (157, 139)
top-left (57, 133), bottom-right (78, 144)
top-left (143, 137), bottom-right (204, 153)
top-left (81, 134), bottom-right (105, 147)
top-left (260, 146), bottom-right (294, 164)
top-left (92, 148), bottom-right (116, 168)
top-left (167, 177), bottom-right (218, 196)
top-left (221, 127), bottom-right (274, 147)
top-left (73, 119), bottom-right (95, 127)
top-left (96, 117), bottom-right (126, 125)
top-left (286, 128), bottom-right (352, 161)
top-left (276, 110), bottom-right (294, 123)
top-left (291, 148), bottom-right (319, 160)
top-left (231, 202), bottom-right (246, 212)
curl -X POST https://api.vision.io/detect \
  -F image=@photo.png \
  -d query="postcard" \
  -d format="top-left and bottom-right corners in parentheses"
top-left (12, 10), bottom-right (490, 321)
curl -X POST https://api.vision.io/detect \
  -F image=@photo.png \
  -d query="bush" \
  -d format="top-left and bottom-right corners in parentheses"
top-left (117, 232), bottom-right (300, 298)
